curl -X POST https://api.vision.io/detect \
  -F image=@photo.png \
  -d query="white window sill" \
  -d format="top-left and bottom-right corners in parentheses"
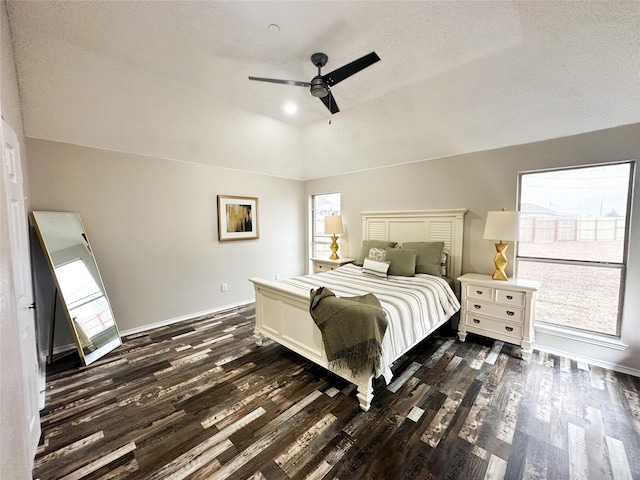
top-left (534, 322), bottom-right (628, 351)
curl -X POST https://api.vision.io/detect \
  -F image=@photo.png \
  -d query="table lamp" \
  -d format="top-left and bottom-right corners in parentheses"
top-left (483, 210), bottom-right (520, 280)
top-left (324, 215), bottom-right (343, 260)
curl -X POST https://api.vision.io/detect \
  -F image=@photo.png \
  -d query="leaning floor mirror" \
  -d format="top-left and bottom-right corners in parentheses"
top-left (31, 211), bottom-right (121, 365)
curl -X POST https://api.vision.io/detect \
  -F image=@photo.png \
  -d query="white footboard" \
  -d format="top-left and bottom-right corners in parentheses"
top-left (249, 277), bottom-right (374, 411)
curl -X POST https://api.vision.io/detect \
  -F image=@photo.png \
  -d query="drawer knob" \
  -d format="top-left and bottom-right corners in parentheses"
top-left (474, 304), bottom-right (481, 310)
top-left (506, 311), bottom-right (515, 316)
top-left (506, 295), bottom-right (513, 300)
top-left (473, 319), bottom-right (480, 324)
top-left (476, 290), bottom-right (483, 295)
top-left (505, 326), bottom-right (514, 332)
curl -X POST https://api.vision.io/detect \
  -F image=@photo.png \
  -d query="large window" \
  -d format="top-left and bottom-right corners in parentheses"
top-left (311, 193), bottom-right (341, 258)
top-left (517, 162), bottom-right (634, 336)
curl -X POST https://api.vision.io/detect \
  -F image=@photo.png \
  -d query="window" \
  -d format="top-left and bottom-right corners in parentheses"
top-left (311, 193), bottom-right (341, 258)
top-left (55, 259), bottom-right (114, 337)
top-left (517, 162), bottom-right (634, 336)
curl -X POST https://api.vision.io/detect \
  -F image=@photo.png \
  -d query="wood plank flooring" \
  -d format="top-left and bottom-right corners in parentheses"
top-left (33, 305), bottom-right (640, 479)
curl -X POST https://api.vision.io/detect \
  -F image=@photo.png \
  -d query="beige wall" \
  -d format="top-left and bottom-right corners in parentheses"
top-left (305, 124), bottom-right (640, 373)
top-left (26, 139), bottom-right (306, 333)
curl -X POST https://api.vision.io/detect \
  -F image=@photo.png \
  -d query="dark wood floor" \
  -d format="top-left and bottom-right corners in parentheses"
top-left (33, 305), bottom-right (640, 480)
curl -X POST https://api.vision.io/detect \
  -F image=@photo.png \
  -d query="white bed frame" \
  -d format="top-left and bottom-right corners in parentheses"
top-left (249, 209), bottom-right (467, 410)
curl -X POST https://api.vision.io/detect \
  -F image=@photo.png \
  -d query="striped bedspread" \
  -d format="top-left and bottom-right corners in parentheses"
top-left (281, 263), bottom-right (460, 382)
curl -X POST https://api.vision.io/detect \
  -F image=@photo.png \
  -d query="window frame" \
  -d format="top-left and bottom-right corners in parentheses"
top-left (516, 160), bottom-right (635, 338)
top-left (310, 192), bottom-right (341, 260)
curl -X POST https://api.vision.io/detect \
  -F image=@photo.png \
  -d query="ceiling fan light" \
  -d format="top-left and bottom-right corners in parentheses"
top-left (310, 78), bottom-right (329, 98)
top-left (310, 86), bottom-right (328, 98)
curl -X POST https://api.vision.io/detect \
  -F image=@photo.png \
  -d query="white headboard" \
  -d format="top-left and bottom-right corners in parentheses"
top-left (361, 209), bottom-right (467, 292)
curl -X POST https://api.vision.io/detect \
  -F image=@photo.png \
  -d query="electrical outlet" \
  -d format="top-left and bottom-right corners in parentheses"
top-left (221, 283), bottom-right (228, 292)
top-left (275, 273), bottom-right (280, 280)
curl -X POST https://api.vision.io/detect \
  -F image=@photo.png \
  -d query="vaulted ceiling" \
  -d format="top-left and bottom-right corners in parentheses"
top-left (6, 1), bottom-right (640, 180)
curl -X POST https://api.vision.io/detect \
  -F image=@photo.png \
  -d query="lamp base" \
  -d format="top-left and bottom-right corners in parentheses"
top-left (329, 235), bottom-right (340, 260)
top-left (492, 242), bottom-right (509, 281)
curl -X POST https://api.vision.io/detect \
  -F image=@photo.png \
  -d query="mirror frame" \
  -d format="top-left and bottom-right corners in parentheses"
top-left (30, 211), bottom-right (121, 365)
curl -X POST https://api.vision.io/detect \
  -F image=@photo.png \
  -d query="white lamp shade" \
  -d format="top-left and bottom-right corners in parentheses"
top-left (483, 211), bottom-right (520, 241)
top-left (324, 215), bottom-right (343, 235)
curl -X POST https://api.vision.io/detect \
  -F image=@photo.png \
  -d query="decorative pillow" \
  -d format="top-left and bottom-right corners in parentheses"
top-left (355, 240), bottom-right (397, 265)
top-left (402, 241), bottom-right (445, 277)
top-left (362, 258), bottom-right (391, 278)
top-left (367, 247), bottom-right (387, 262)
top-left (384, 247), bottom-right (417, 277)
top-left (441, 250), bottom-right (449, 276)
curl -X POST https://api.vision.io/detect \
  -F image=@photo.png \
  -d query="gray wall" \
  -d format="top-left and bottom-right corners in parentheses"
top-left (26, 139), bottom-right (306, 333)
top-left (26, 125), bottom-right (640, 373)
top-left (306, 124), bottom-right (640, 373)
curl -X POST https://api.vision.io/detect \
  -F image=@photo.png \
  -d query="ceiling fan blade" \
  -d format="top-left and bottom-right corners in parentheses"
top-left (248, 76), bottom-right (311, 87)
top-left (320, 90), bottom-right (340, 114)
top-left (322, 52), bottom-right (380, 87)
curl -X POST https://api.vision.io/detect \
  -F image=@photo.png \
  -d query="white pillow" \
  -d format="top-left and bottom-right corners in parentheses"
top-left (362, 257), bottom-right (390, 278)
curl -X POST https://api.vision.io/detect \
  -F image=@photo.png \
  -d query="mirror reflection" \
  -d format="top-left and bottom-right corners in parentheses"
top-left (31, 211), bottom-right (121, 365)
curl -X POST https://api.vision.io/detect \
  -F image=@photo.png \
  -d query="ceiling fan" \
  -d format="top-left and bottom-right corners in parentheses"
top-left (249, 52), bottom-right (380, 114)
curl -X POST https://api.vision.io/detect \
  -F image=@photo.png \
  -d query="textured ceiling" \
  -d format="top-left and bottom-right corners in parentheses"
top-left (6, 1), bottom-right (640, 180)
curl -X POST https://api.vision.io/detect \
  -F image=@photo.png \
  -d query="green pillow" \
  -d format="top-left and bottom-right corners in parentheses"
top-left (402, 241), bottom-right (444, 277)
top-left (355, 240), bottom-right (397, 265)
top-left (384, 248), bottom-right (417, 277)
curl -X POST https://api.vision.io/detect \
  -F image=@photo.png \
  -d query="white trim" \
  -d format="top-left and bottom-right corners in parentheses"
top-left (360, 208), bottom-right (468, 219)
top-left (534, 322), bottom-right (638, 377)
top-left (119, 299), bottom-right (254, 337)
top-left (533, 343), bottom-right (640, 377)
top-left (535, 322), bottom-right (628, 351)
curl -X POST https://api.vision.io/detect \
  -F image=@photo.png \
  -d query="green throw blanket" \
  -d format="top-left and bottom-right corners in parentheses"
top-left (309, 287), bottom-right (388, 376)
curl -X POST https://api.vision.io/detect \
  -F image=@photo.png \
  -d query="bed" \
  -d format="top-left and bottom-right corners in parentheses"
top-left (249, 209), bottom-right (467, 411)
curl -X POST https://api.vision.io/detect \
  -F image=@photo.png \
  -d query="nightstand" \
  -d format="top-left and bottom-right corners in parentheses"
top-left (311, 257), bottom-right (355, 274)
top-left (457, 273), bottom-right (540, 360)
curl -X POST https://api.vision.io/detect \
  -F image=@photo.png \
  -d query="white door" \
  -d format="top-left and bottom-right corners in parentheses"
top-left (1, 117), bottom-right (42, 458)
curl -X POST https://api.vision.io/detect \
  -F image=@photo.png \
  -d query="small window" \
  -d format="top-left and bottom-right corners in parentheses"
top-left (311, 193), bottom-right (340, 258)
top-left (517, 161), bottom-right (634, 336)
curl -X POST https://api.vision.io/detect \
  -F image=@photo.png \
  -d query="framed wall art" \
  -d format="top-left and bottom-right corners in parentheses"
top-left (217, 195), bottom-right (259, 242)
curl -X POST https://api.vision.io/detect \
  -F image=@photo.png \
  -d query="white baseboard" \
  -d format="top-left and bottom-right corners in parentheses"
top-left (119, 299), bottom-right (255, 338)
top-left (535, 323), bottom-right (628, 350)
top-left (533, 343), bottom-right (640, 377)
top-left (48, 300), bottom-right (255, 359)
top-left (533, 323), bottom-right (638, 377)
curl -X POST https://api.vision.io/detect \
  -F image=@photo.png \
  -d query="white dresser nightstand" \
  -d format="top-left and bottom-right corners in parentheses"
top-left (457, 273), bottom-right (540, 360)
top-left (311, 257), bottom-right (355, 274)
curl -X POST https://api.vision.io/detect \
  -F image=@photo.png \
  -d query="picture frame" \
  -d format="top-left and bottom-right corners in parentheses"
top-left (217, 195), bottom-right (259, 242)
